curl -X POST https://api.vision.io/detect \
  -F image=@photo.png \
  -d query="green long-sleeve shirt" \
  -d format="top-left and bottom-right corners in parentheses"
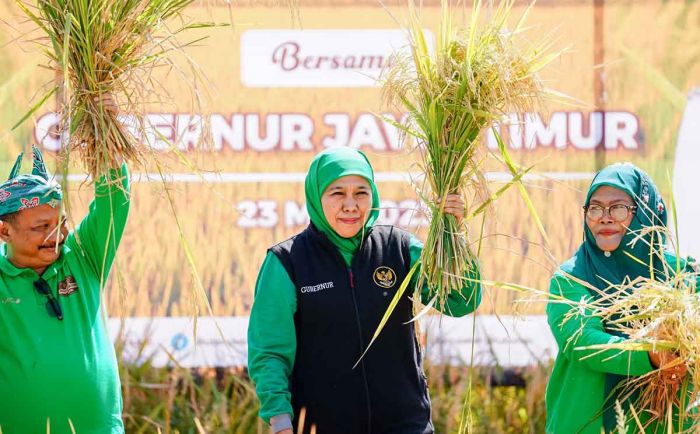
top-left (0, 165), bottom-right (130, 434)
top-left (545, 273), bottom-right (654, 434)
top-left (546, 259), bottom-right (698, 434)
top-left (248, 232), bottom-right (482, 426)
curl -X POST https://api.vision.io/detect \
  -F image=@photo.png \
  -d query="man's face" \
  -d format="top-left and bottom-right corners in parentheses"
top-left (0, 204), bottom-right (67, 272)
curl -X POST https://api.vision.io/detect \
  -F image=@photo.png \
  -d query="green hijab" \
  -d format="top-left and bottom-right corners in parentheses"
top-left (559, 162), bottom-right (669, 431)
top-left (305, 147), bottom-right (380, 265)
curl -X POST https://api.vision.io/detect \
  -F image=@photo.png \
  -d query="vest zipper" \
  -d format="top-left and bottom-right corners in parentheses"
top-left (348, 267), bottom-right (372, 434)
top-left (315, 227), bottom-right (374, 432)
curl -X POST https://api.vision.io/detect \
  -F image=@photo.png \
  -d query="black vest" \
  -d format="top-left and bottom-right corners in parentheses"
top-left (270, 224), bottom-right (433, 434)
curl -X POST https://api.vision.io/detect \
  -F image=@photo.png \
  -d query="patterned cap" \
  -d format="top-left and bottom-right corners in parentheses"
top-left (0, 145), bottom-right (62, 217)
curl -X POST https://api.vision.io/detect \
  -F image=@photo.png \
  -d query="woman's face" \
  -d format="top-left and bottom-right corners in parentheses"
top-left (585, 185), bottom-right (636, 252)
top-left (321, 175), bottom-right (372, 238)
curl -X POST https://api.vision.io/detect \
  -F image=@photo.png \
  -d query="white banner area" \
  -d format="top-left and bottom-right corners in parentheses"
top-left (673, 88), bottom-right (700, 260)
top-left (108, 315), bottom-right (557, 368)
top-left (240, 30), bottom-right (434, 88)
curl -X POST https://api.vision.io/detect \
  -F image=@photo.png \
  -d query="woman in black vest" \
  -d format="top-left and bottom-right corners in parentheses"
top-left (248, 147), bottom-right (482, 434)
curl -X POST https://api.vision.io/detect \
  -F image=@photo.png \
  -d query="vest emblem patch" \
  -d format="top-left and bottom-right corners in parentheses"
top-left (373, 266), bottom-right (397, 289)
top-left (58, 276), bottom-right (79, 296)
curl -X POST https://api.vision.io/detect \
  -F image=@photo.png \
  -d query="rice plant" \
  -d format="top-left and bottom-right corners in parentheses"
top-left (382, 0), bottom-right (559, 310)
top-left (14, 0), bottom-right (210, 178)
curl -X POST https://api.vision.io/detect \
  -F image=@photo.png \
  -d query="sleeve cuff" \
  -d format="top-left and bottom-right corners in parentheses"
top-left (270, 414), bottom-right (293, 433)
top-left (95, 163), bottom-right (129, 193)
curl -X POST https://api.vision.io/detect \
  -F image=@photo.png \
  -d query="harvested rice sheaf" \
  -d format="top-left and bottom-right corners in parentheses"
top-left (382, 0), bottom-right (556, 310)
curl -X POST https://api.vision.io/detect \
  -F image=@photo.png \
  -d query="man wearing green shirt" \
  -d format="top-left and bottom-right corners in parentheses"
top-left (0, 138), bottom-right (129, 433)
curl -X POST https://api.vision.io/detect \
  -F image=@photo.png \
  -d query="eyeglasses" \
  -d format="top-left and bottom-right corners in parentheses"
top-left (583, 204), bottom-right (637, 222)
top-left (33, 277), bottom-right (63, 320)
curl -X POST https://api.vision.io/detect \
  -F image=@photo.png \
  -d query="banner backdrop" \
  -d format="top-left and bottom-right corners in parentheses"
top-left (0, 1), bottom-right (698, 365)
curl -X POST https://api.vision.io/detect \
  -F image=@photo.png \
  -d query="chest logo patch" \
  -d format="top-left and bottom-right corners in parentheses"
top-left (1, 297), bottom-right (20, 304)
top-left (373, 266), bottom-right (396, 289)
top-left (58, 276), bottom-right (79, 297)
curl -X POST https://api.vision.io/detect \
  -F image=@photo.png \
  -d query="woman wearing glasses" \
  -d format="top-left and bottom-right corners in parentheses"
top-left (545, 163), bottom-right (696, 433)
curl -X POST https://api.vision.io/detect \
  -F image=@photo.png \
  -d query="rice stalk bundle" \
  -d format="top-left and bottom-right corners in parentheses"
top-left (15, 0), bottom-right (206, 179)
top-left (13, 0), bottom-right (223, 324)
top-left (569, 226), bottom-right (700, 431)
top-left (382, 0), bottom-right (557, 310)
top-left (599, 276), bottom-right (699, 430)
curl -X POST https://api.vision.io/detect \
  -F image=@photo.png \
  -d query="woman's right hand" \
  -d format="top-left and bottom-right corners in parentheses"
top-left (277, 430), bottom-right (293, 434)
top-left (648, 350), bottom-right (687, 383)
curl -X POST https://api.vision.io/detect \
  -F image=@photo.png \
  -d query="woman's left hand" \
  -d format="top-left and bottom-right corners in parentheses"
top-left (441, 193), bottom-right (465, 225)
